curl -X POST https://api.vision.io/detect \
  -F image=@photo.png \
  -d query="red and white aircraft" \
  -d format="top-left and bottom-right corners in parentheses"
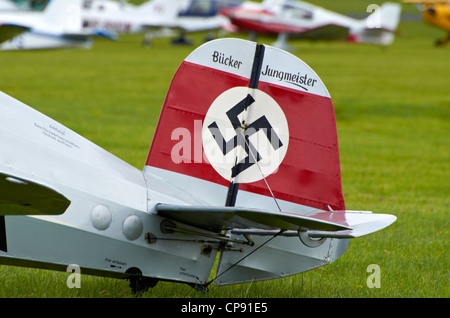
top-left (220, 0), bottom-right (402, 49)
top-left (0, 38), bottom-right (395, 293)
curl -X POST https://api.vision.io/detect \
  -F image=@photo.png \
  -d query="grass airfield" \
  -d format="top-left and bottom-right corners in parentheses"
top-left (0, 10), bottom-right (449, 298)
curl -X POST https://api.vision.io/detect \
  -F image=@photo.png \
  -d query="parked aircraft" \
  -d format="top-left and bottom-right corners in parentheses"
top-left (82, 0), bottom-right (178, 35)
top-left (0, 0), bottom-right (115, 50)
top-left (403, 0), bottom-right (450, 46)
top-left (0, 38), bottom-right (396, 293)
top-left (220, 0), bottom-right (402, 50)
top-left (82, 0), bottom-right (238, 45)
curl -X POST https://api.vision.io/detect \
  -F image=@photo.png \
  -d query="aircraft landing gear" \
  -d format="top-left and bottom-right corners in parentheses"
top-left (171, 34), bottom-right (192, 45)
top-left (435, 32), bottom-right (450, 46)
top-left (126, 267), bottom-right (158, 295)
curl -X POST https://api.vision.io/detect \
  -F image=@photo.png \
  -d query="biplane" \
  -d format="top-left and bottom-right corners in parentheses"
top-left (0, 38), bottom-right (396, 293)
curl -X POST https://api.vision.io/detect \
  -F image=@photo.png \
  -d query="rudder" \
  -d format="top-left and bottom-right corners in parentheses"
top-left (145, 38), bottom-right (345, 214)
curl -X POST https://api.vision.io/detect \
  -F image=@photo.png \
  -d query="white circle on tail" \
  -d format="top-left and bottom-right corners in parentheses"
top-left (202, 86), bottom-right (289, 183)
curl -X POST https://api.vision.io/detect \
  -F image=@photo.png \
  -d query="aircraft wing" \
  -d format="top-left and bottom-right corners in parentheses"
top-left (291, 24), bottom-right (396, 44)
top-left (0, 24), bottom-right (30, 43)
top-left (62, 28), bottom-right (118, 41)
top-left (139, 15), bottom-right (228, 34)
top-left (291, 24), bottom-right (350, 40)
top-left (170, 16), bottom-right (230, 33)
top-left (0, 172), bottom-right (70, 215)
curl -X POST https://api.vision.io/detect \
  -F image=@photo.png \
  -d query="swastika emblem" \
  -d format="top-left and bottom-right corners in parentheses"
top-left (202, 87), bottom-right (289, 183)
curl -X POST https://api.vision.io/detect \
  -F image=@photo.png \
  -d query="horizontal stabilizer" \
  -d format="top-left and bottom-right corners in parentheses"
top-left (0, 172), bottom-right (70, 215)
top-left (230, 211), bottom-right (396, 238)
top-left (307, 211), bottom-right (396, 238)
top-left (157, 204), bottom-right (396, 239)
top-left (155, 204), bottom-right (351, 232)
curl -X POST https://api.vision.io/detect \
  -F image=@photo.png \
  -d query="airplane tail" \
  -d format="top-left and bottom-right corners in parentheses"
top-left (356, 2), bottom-right (402, 45)
top-left (0, 38), bottom-right (396, 287)
top-left (42, 0), bottom-right (83, 33)
top-left (145, 38), bottom-right (345, 214)
top-left (366, 2), bottom-right (402, 31)
top-left (378, 2), bottom-right (402, 31)
top-left (145, 38), bottom-right (395, 285)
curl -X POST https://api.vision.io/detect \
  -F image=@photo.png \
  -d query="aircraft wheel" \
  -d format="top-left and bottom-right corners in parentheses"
top-left (435, 37), bottom-right (448, 47)
top-left (126, 267), bottom-right (158, 295)
top-left (142, 39), bottom-right (151, 47)
top-left (171, 36), bottom-right (192, 45)
top-left (128, 276), bottom-right (158, 295)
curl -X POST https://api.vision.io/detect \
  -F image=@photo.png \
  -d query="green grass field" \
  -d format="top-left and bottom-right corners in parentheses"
top-left (0, 6), bottom-right (448, 298)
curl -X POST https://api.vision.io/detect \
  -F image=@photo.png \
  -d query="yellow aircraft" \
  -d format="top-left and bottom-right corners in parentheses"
top-left (404, 0), bottom-right (450, 45)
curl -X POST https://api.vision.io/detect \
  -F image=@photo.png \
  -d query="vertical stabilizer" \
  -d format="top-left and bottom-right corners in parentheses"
top-left (145, 38), bottom-right (345, 214)
top-left (366, 2), bottom-right (401, 31)
top-left (43, 0), bottom-right (83, 33)
top-left (378, 2), bottom-right (402, 31)
top-left (361, 2), bottom-right (401, 45)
